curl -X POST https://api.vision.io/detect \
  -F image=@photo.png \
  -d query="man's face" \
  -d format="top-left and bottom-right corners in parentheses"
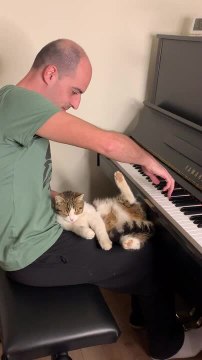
top-left (46, 57), bottom-right (92, 111)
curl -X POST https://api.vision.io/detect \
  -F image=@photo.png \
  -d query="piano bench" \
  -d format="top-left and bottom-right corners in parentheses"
top-left (0, 269), bottom-right (120, 360)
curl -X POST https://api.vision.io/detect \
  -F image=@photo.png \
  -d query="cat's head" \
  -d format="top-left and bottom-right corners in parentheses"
top-left (54, 191), bottom-right (84, 223)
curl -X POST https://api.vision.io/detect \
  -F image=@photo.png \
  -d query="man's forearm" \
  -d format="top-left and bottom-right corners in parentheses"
top-left (100, 131), bottom-right (154, 167)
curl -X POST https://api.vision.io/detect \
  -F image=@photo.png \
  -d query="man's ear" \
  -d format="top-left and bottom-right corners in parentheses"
top-left (42, 65), bottom-right (58, 85)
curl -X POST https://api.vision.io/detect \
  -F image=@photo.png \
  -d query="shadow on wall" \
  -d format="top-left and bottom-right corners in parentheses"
top-left (87, 30), bottom-right (163, 202)
top-left (0, 17), bottom-right (33, 85)
top-left (144, 34), bottom-right (159, 103)
top-left (87, 151), bottom-right (118, 202)
top-left (87, 98), bottom-right (143, 202)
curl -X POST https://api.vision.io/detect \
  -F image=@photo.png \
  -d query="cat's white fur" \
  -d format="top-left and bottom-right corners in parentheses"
top-left (56, 201), bottom-right (112, 250)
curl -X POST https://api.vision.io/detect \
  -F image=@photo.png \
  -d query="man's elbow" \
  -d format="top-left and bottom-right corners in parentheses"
top-left (98, 132), bottom-right (122, 159)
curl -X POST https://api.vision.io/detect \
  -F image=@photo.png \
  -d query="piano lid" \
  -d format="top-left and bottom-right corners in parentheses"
top-left (130, 102), bottom-right (202, 201)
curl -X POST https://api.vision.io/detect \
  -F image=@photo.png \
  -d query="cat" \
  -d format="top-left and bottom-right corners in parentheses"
top-left (54, 171), bottom-right (154, 251)
top-left (93, 171), bottom-right (154, 250)
top-left (54, 190), bottom-right (113, 250)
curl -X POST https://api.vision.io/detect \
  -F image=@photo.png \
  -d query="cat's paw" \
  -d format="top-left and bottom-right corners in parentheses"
top-left (121, 235), bottom-right (141, 250)
top-left (82, 228), bottom-right (95, 239)
top-left (100, 240), bottom-right (113, 251)
top-left (114, 171), bottom-right (124, 185)
top-left (98, 236), bottom-right (113, 251)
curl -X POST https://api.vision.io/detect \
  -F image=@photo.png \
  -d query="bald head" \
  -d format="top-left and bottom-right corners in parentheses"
top-left (32, 39), bottom-right (88, 77)
top-left (18, 39), bottom-right (92, 110)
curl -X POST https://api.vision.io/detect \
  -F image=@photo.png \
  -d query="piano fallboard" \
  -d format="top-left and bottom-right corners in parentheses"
top-left (130, 103), bottom-right (202, 201)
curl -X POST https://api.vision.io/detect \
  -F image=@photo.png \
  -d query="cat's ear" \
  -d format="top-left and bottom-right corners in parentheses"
top-left (76, 193), bottom-right (84, 201)
top-left (55, 195), bottom-right (64, 205)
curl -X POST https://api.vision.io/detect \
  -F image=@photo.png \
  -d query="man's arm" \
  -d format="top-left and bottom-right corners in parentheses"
top-left (36, 111), bottom-right (174, 197)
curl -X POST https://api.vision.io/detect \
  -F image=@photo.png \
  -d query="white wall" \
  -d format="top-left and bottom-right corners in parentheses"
top-left (1, 0), bottom-right (202, 199)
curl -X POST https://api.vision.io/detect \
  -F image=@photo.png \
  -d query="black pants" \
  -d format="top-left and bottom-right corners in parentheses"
top-left (8, 230), bottom-right (184, 359)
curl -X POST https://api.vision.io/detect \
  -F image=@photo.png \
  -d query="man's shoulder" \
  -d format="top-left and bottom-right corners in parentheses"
top-left (0, 85), bottom-right (59, 115)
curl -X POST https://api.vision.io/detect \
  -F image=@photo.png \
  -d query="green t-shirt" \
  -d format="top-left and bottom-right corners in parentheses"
top-left (0, 85), bottom-right (63, 271)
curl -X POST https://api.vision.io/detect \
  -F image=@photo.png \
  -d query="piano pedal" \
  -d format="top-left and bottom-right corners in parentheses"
top-left (176, 307), bottom-right (202, 331)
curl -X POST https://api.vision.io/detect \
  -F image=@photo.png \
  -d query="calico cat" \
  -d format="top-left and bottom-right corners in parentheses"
top-left (93, 171), bottom-right (154, 250)
top-left (54, 171), bottom-right (154, 251)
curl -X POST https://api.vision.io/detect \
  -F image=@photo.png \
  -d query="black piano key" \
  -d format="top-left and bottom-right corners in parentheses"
top-left (181, 206), bottom-right (202, 215)
top-left (175, 202), bottom-right (199, 208)
top-left (193, 219), bottom-right (202, 225)
top-left (172, 198), bottom-right (200, 207)
top-left (181, 205), bottom-right (202, 211)
top-left (154, 183), bottom-right (165, 187)
top-left (170, 194), bottom-right (189, 199)
top-left (156, 183), bottom-right (166, 190)
top-left (170, 196), bottom-right (190, 202)
top-left (184, 210), bottom-right (202, 215)
top-left (171, 189), bottom-right (189, 196)
top-left (171, 196), bottom-right (192, 202)
top-left (190, 215), bottom-right (202, 221)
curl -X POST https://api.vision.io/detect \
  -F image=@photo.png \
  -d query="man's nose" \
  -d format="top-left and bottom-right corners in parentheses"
top-left (70, 94), bottom-right (81, 110)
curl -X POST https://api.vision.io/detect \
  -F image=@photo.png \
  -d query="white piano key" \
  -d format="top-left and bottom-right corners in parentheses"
top-left (113, 161), bottom-right (202, 254)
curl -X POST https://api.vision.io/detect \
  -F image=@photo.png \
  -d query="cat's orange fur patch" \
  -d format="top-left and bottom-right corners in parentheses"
top-left (103, 211), bottom-right (117, 232)
top-left (120, 203), bottom-right (145, 221)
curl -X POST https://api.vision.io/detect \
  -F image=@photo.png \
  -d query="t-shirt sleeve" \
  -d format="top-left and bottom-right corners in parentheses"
top-left (0, 86), bottom-right (60, 147)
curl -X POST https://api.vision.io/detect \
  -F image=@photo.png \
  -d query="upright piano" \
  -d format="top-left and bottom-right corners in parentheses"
top-left (98, 34), bottom-right (202, 324)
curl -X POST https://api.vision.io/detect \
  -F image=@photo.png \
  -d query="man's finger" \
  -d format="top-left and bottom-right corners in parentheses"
top-left (144, 171), bottom-right (160, 185)
top-left (163, 178), bottom-right (175, 198)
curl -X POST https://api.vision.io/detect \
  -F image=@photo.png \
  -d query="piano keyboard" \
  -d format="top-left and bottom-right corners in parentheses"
top-left (112, 161), bottom-right (202, 254)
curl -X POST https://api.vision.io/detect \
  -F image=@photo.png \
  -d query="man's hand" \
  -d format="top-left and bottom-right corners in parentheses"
top-left (141, 159), bottom-right (175, 198)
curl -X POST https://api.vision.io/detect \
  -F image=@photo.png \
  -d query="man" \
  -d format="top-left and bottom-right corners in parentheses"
top-left (0, 39), bottom-right (201, 359)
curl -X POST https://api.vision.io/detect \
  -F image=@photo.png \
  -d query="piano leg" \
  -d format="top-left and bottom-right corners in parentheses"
top-left (153, 225), bottom-right (202, 327)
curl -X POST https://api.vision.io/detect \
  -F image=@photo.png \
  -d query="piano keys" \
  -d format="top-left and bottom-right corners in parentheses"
top-left (101, 160), bottom-right (202, 256)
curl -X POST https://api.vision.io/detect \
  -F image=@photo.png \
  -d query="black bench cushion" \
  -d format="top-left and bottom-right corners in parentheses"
top-left (0, 269), bottom-right (120, 360)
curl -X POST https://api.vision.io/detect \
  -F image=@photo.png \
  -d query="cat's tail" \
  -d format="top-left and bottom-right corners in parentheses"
top-left (138, 220), bottom-right (155, 238)
top-left (130, 220), bottom-right (155, 243)
top-left (134, 232), bottom-right (152, 241)
top-left (120, 230), bottom-right (154, 250)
